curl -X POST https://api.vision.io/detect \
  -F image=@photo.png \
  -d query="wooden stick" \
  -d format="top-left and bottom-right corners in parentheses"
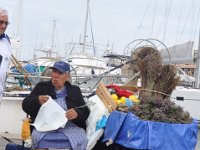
top-left (11, 57), bottom-right (22, 73)
top-left (11, 54), bottom-right (32, 88)
top-left (11, 54), bottom-right (27, 73)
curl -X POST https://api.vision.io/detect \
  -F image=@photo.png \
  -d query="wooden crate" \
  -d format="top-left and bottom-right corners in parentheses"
top-left (96, 82), bottom-right (117, 112)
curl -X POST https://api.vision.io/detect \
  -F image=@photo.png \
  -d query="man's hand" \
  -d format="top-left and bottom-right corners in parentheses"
top-left (38, 95), bottom-right (49, 105)
top-left (65, 108), bottom-right (78, 120)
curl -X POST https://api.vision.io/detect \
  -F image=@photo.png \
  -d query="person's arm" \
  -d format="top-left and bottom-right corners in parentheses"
top-left (70, 86), bottom-right (90, 124)
top-left (22, 83), bottom-right (42, 118)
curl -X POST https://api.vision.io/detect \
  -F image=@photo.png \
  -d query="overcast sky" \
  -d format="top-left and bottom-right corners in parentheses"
top-left (0, 0), bottom-right (200, 60)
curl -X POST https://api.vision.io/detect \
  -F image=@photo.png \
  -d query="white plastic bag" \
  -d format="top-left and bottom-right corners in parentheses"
top-left (32, 97), bottom-right (68, 131)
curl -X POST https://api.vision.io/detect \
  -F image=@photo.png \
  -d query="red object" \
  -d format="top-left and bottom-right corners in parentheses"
top-left (106, 85), bottom-right (133, 97)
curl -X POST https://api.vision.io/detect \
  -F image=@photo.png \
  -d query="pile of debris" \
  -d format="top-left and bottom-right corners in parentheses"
top-left (129, 47), bottom-right (192, 124)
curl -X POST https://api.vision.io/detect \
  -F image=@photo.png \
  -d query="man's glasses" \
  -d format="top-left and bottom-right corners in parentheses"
top-left (0, 20), bottom-right (10, 26)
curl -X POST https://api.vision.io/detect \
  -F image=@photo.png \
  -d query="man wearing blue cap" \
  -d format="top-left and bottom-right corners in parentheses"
top-left (22, 61), bottom-right (90, 150)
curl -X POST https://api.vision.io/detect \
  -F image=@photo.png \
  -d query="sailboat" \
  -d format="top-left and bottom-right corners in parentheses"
top-left (61, 0), bottom-right (125, 91)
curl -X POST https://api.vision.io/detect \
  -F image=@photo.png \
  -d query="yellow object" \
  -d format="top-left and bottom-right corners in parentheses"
top-left (120, 96), bottom-right (126, 103)
top-left (129, 95), bottom-right (140, 103)
top-left (21, 117), bottom-right (31, 140)
top-left (111, 94), bottom-right (118, 101)
top-left (117, 100), bottom-right (123, 105)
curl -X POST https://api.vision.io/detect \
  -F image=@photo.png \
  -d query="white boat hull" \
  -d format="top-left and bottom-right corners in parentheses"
top-left (1, 86), bottom-right (199, 136)
top-left (0, 97), bottom-right (26, 135)
top-left (171, 86), bottom-right (200, 121)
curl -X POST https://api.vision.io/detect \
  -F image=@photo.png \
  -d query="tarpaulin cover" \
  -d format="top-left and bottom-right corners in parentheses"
top-left (23, 64), bottom-right (36, 73)
top-left (103, 111), bottom-right (198, 150)
top-left (12, 63), bottom-right (36, 73)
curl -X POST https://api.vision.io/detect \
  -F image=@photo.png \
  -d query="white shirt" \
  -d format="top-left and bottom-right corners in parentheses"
top-left (0, 37), bottom-right (11, 101)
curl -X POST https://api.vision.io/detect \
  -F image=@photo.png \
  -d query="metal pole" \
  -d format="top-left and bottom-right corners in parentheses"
top-left (82, 0), bottom-right (90, 54)
top-left (195, 30), bottom-right (200, 88)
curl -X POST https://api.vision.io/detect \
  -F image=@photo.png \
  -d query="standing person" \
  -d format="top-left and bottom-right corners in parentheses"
top-left (0, 8), bottom-right (11, 103)
top-left (22, 61), bottom-right (90, 150)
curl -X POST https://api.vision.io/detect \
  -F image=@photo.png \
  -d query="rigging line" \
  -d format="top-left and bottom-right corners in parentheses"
top-left (65, 6), bottom-right (84, 41)
top-left (192, 1), bottom-right (200, 43)
top-left (88, 6), bottom-right (96, 55)
top-left (175, 0), bottom-right (185, 44)
top-left (134, 0), bottom-right (152, 39)
top-left (177, 1), bottom-right (194, 43)
top-left (162, 0), bottom-right (173, 43)
top-left (150, 0), bottom-right (158, 37)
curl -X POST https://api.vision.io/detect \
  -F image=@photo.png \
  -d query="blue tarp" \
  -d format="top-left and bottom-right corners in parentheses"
top-left (11, 63), bottom-right (36, 73)
top-left (103, 111), bottom-right (198, 150)
top-left (23, 64), bottom-right (36, 73)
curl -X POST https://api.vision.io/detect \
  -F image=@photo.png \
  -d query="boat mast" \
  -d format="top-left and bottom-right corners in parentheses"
top-left (195, 30), bottom-right (200, 88)
top-left (16, 0), bottom-right (22, 38)
top-left (35, 20), bottom-right (57, 58)
top-left (82, 0), bottom-right (90, 54)
top-left (51, 20), bottom-right (56, 53)
top-left (11, 0), bottom-right (22, 59)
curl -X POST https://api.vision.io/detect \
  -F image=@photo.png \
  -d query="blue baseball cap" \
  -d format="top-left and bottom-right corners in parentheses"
top-left (50, 61), bottom-right (70, 73)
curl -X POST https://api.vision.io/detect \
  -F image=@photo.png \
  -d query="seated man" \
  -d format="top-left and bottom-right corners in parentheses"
top-left (22, 61), bottom-right (90, 150)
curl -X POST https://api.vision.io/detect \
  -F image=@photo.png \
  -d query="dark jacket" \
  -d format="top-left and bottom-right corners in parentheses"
top-left (22, 80), bottom-right (90, 130)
